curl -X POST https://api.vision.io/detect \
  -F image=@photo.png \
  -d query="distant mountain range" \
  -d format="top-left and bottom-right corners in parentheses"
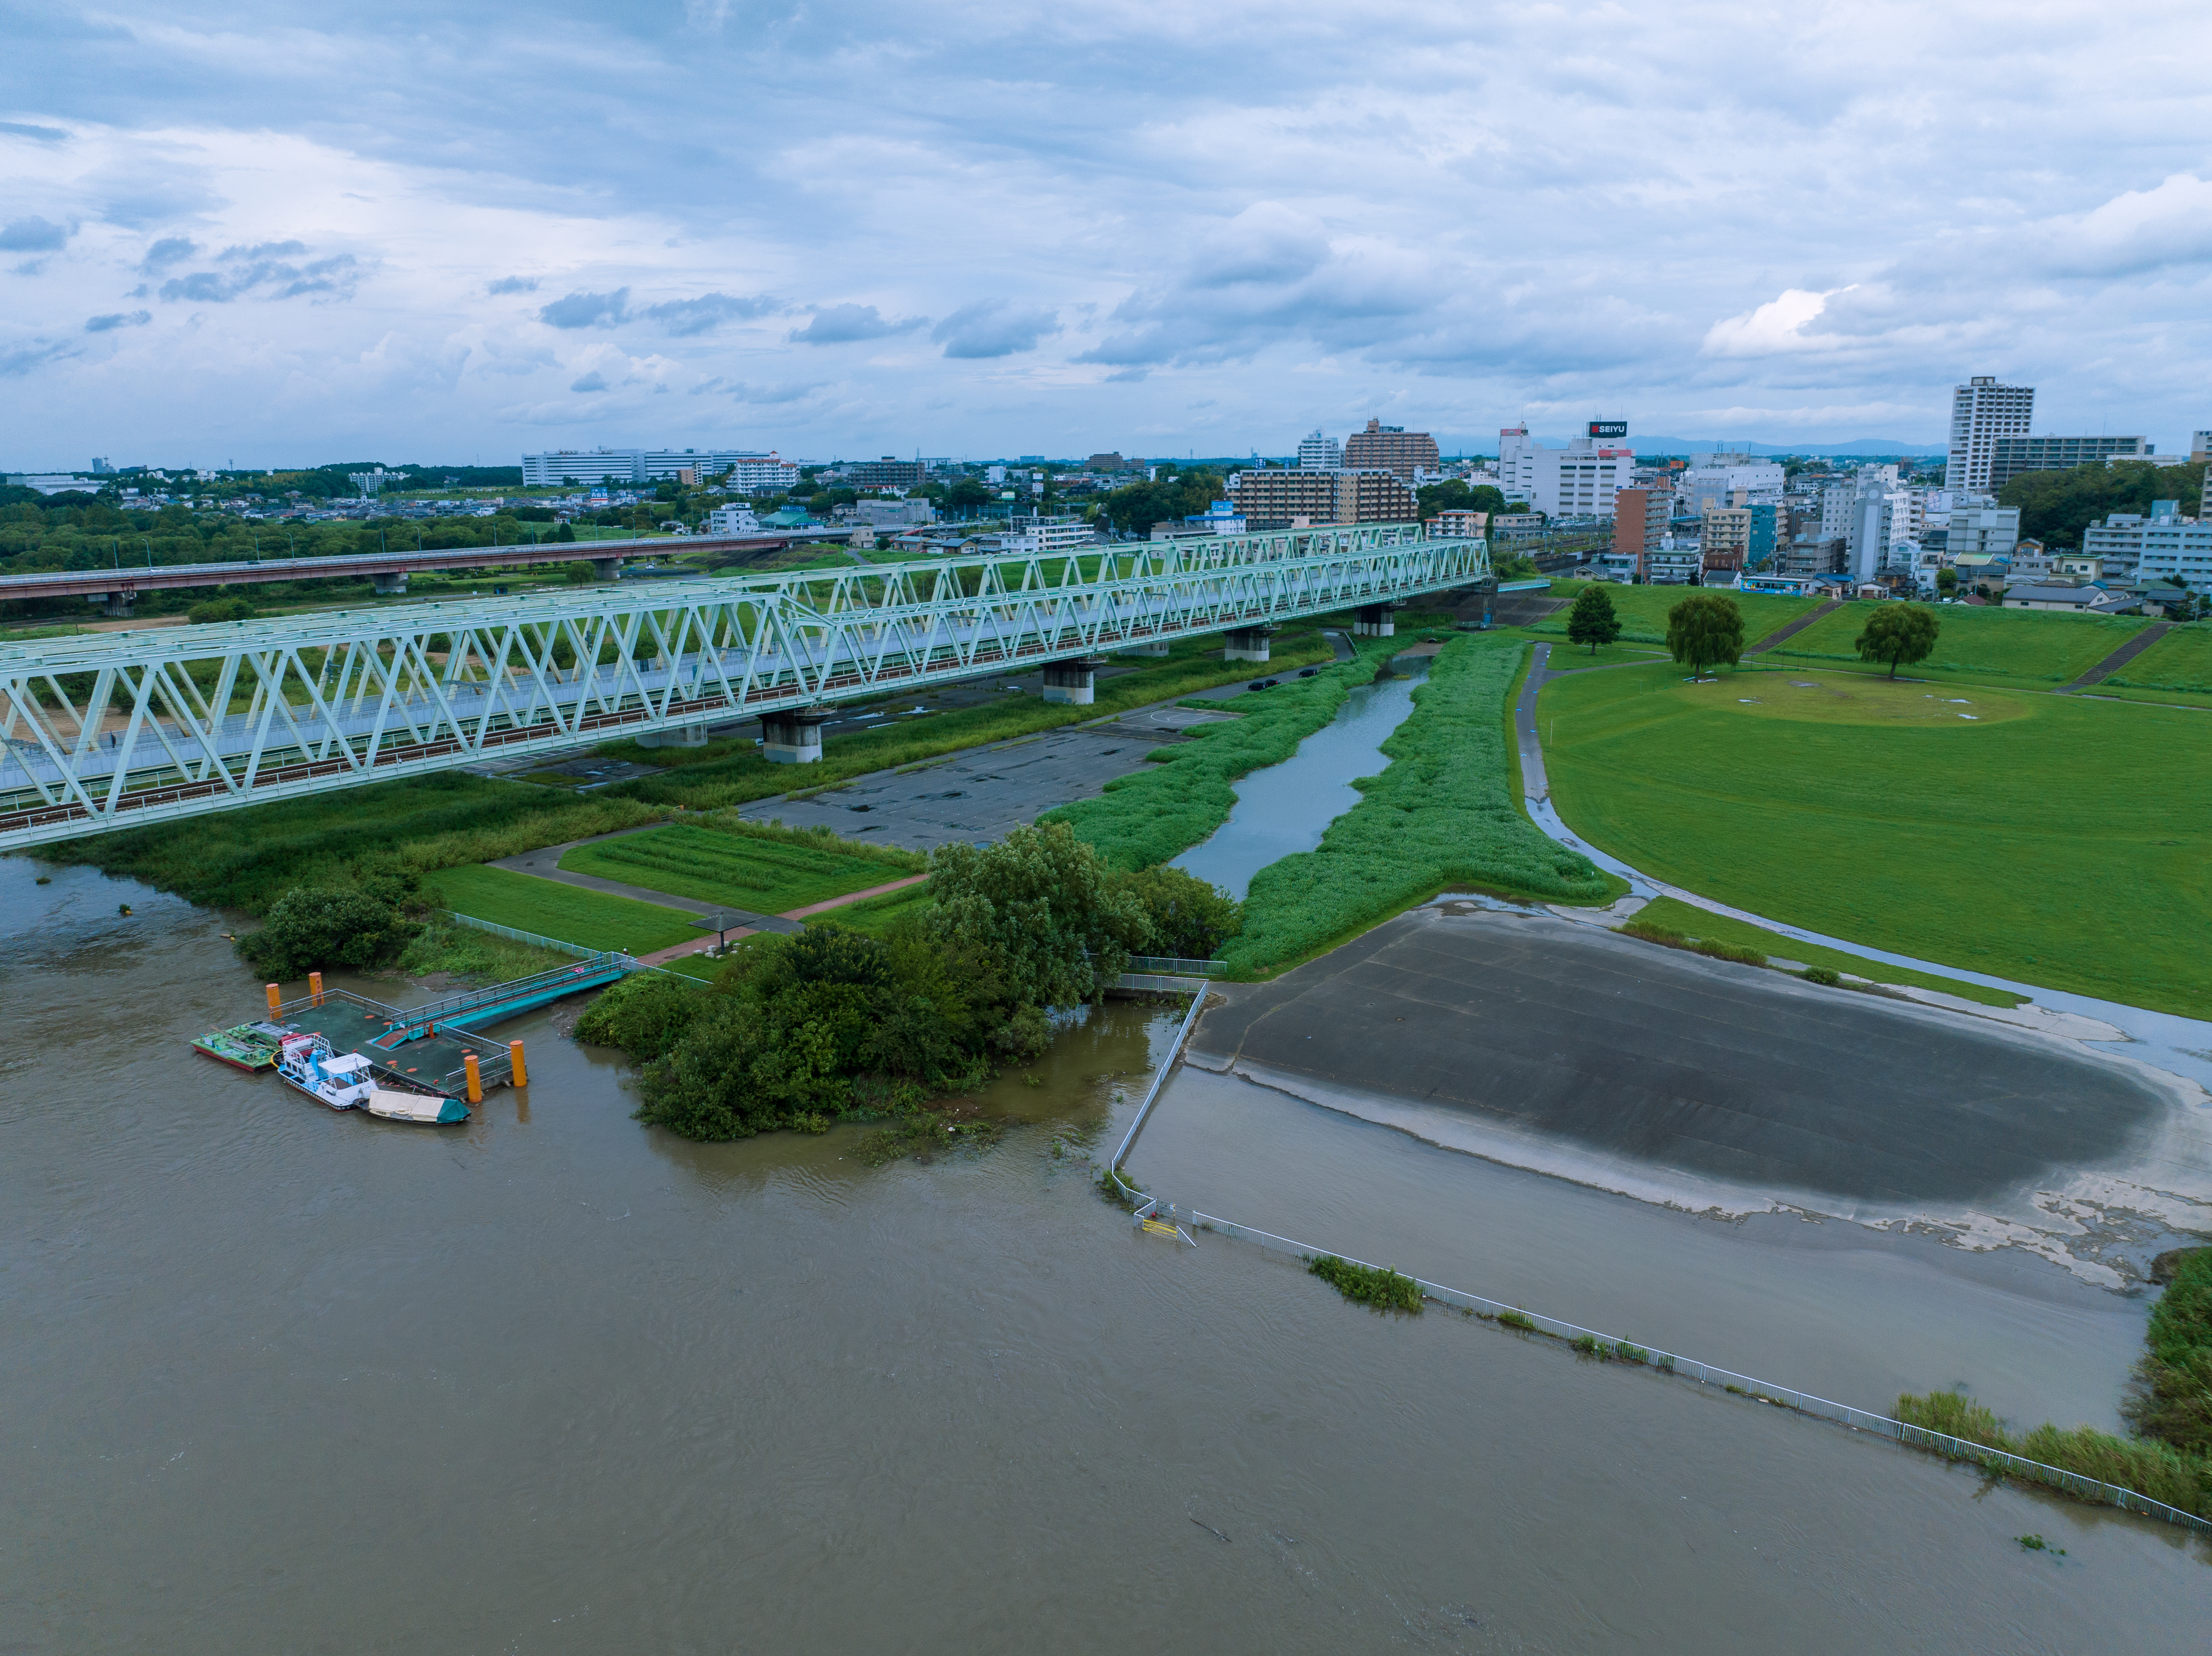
top-left (1458, 435), bottom-right (1947, 459)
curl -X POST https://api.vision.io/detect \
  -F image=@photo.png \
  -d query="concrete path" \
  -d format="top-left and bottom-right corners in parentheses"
top-left (1745, 598), bottom-right (1840, 654)
top-left (1511, 641), bottom-right (2212, 1087)
top-left (2063, 620), bottom-right (2170, 690)
top-left (633, 873), bottom-right (930, 966)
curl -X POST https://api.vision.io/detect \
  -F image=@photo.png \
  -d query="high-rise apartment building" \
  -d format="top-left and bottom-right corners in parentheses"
top-left (1944, 376), bottom-right (2035, 493)
top-left (1296, 430), bottom-right (1342, 470)
top-left (1342, 418), bottom-right (1439, 480)
top-left (1225, 467), bottom-right (1417, 528)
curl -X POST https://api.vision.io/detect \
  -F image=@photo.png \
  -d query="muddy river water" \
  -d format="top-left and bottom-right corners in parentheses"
top-left (6, 857), bottom-right (2210, 1652)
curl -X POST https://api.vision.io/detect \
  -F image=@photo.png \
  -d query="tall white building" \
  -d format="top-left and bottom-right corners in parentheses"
top-left (1944, 376), bottom-right (2035, 494)
top-left (1941, 505), bottom-right (2020, 561)
top-left (1296, 430), bottom-right (1342, 470)
top-left (1496, 426), bottom-right (1636, 517)
top-left (1680, 457), bottom-right (1786, 514)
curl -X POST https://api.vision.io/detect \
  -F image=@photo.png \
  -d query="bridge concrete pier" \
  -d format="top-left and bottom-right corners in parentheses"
top-left (1353, 603), bottom-right (1397, 638)
top-left (760, 708), bottom-right (832, 764)
top-left (372, 572), bottom-right (409, 596)
top-left (94, 590), bottom-right (135, 618)
top-left (1042, 656), bottom-right (1111, 705)
top-left (590, 557), bottom-right (624, 581)
top-left (1222, 625), bottom-right (1275, 662)
top-left (637, 723), bottom-right (709, 750)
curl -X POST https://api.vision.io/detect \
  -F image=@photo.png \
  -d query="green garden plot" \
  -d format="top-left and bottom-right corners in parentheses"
top-left (1540, 659), bottom-right (2212, 1016)
top-left (1528, 581), bottom-right (1819, 647)
top-left (560, 822), bottom-right (900, 915)
top-left (2108, 623), bottom-right (2212, 694)
top-left (426, 865), bottom-right (703, 955)
top-left (811, 879), bottom-right (936, 937)
top-left (1764, 602), bottom-right (2146, 685)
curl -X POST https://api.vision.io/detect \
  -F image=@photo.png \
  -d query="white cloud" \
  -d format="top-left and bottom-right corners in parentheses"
top-left (1702, 288), bottom-right (1856, 358)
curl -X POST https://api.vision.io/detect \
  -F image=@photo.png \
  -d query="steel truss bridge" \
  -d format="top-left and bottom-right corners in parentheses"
top-left (0, 522), bottom-right (1485, 851)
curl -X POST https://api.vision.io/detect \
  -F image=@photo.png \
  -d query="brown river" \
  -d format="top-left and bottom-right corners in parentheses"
top-left (6, 858), bottom-right (2209, 1652)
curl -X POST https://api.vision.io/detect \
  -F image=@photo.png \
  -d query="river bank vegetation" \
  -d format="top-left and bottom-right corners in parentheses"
top-left (574, 822), bottom-right (1237, 1141)
top-left (1895, 1247), bottom-right (2212, 1518)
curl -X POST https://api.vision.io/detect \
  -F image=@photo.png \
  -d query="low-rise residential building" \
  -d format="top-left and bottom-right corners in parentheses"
top-left (1003, 514), bottom-right (1099, 553)
top-left (2001, 581), bottom-right (2133, 613)
top-left (1646, 540), bottom-right (1703, 584)
top-left (849, 496), bottom-right (936, 527)
top-left (1428, 509), bottom-right (1490, 539)
top-left (704, 504), bottom-right (762, 535)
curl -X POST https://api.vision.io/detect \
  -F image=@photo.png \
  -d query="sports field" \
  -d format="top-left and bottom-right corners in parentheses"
top-left (1764, 602), bottom-right (2145, 685)
top-left (426, 865), bottom-right (703, 955)
top-left (559, 822), bottom-right (908, 914)
top-left (1540, 662), bottom-right (2212, 1015)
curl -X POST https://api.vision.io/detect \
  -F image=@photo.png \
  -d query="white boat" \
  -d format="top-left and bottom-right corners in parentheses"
top-left (276, 1034), bottom-right (469, 1124)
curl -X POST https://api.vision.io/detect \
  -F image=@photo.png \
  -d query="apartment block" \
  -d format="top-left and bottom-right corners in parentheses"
top-left (1342, 418), bottom-right (1439, 481)
top-left (1296, 429), bottom-right (1342, 469)
top-left (1700, 506), bottom-right (1752, 573)
top-left (1428, 509), bottom-right (1490, 539)
top-left (1226, 467), bottom-right (1417, 527)
top-left (1612, 488), bottom-right (1666, 577)
top-left (1987, 435), bottom-right (2150, 490)
top-left (1944, 376), bottom-right (2035, 493)
top-left (522, 447), bottom-right (778, 487)
top-left (2084, 503), bottom-right (2212, 587)
top-left (842, 457), bottom-right (927, 489)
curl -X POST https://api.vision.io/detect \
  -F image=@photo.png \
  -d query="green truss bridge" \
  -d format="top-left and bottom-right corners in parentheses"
top-left (0, 523), bottom-right (1486, 851)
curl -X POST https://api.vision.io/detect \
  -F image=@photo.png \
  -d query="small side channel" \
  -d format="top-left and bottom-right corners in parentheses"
top-left (1171, 653), bottom-right (1431, 899)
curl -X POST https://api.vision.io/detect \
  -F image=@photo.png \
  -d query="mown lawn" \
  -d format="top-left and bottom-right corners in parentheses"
top-left (1766, 602), bottom-right (2145, 685)
top-left (1540, 662), bottom-right (2212, 1015)
top-left (560, 822), bottom-right (903, 914)
top-left (425, 865), bottom-right (703, 955)
top-left (2108, 622), bottom-right (2212, 693)
top-left (1528, 581), bottom-right (1819, 647)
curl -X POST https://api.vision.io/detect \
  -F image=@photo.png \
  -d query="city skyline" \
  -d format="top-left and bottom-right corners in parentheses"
top-left (3, 2), bottom-right (2209, 465)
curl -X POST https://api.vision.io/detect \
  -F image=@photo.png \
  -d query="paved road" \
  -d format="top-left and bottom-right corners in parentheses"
top-left (1746, 597), bottom-right (1841, 654)
top-left (1189, 904), bottom-right (2169, 1207)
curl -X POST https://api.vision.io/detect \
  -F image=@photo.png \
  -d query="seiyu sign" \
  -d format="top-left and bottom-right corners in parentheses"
top-left (1587, 421), bottom-right (1629, 439)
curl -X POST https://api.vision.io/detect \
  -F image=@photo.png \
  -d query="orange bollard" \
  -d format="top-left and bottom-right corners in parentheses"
top-left (309, 970), bottom-right (324, 1007)
top-left (463, 1052), bottom-right (483, 1105)
top-left (265, 982), bottom-right (281, 1014)
top-left (508, 1040), bottom-right (528, 1087)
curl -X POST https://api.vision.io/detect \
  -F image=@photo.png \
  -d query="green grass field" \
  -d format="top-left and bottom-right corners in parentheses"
top-left (1765, 602), bottom-right (2146, 685)
top-left (1624, 897), bottom-right (2025, 1008)
top-left (560, 822), bottom-right (905, 914)
top-left (1540, 662), bottom-right (2212, 1014)
top-left (2108, 623), bottom-right (2212, 692)
top-left (812, 879), bottom-right (936, 937)
top-left (1530, 581), bottom-right (1819, 647)
top-left (426, 865), bottom-right (703, 955)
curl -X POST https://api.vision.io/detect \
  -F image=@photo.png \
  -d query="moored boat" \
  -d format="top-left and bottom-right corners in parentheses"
top-left (192, 1020), bottom-right (291, 1071)
top-left (275, 1033), bottom-right (469, 1124)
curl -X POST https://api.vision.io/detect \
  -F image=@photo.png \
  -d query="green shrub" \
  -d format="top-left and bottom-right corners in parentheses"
top-left (1803, 965), bottom-right (1842, 987)
top-left (574, 970), bottom-right (710, 1062)
top-left (1114, 862), bottom-right (1241, 959)
top-left (1308, 1254), bottom-right (1423, 1314)
top-left (235, 885), bottom-right (413, 978)
top-left (186, 595), bottom-right (256, 624)
top-left (2126, 1246), bottom-right (2212, 1455)
top-left (1896, 1388), bottom-right (2211, 1518)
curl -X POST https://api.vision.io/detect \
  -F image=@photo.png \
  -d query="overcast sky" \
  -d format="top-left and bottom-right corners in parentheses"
top-left (3, 1), bottom-right (2209, 467)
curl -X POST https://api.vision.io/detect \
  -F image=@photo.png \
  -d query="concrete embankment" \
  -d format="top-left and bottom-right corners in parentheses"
top-left (1187, 902), bottom-right (2212, 1282)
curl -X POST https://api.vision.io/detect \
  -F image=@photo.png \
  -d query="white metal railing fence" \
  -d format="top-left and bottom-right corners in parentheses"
top-left (1169, 1210), bottom-right (2209, 1533)
top-left (1108, 972), bottom-right (1214, 994)
top-left (437, 909), bottom-right (608, 961)
top-left (1109, 987), bottom-right (1209, 1177)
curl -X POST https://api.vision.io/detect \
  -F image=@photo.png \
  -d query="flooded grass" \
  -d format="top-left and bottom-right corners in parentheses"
top-left (1308, 1253), bottom-right (1423, 1314)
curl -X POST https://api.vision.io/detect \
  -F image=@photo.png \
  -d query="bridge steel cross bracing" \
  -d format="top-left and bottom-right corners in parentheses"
top-left (0, 523), bottom-right (1485, 851)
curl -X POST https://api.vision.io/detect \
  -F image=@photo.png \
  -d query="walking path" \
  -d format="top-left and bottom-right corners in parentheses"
top-left (2063, 620), bottom-right (2170, 690)
top-left (1744, 598), bottom-right (1840, 654)
top-left (632, 873), bottom-right (929, 966)
top-left (1511, 641), bottom-right (2212, 1086)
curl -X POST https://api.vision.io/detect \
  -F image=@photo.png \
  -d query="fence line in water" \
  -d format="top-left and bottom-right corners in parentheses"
top-left (1157, 1207), bottom-right (2207, 1533)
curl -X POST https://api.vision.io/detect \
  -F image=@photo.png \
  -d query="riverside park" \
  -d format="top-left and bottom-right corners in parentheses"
top-left (9, 571), bottom-right (2212, 1648)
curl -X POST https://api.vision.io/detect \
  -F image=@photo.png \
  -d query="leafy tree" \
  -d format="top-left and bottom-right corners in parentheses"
top-left (1665, 593), bottom-right (1744, 678)
top-left (236, 884), bottom-right (413, 978)
top-left (1855, 601), bottom-right (1940, 678)
top-left (1113, 863), bottom-right (1242, 959)
top-left (2000, 458), bottom-right (2209, 549)
top-left (945, 477), bottom-right (995, 513)
top-left (1565, 583), bottom-right (1622, 654)
top-left (928, 820), bottom-right (1149, 1005)
top-left (1415, 480), bottom-right (1508, 521)
top-left (1934, 566), bottom-right (1957, 594)
top-left (187, 595), bottom-right (255, 624)
top-left (1098, 469), bottom-right (1224, 536)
